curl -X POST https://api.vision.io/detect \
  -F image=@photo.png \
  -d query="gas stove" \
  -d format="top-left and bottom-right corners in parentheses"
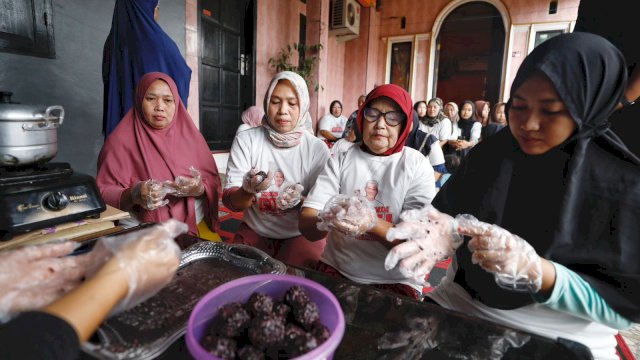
top-left (0, 162), bottom-right (105, 240)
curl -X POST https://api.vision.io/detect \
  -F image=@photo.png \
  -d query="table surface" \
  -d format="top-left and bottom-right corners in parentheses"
top-left (80, 233), bottom-right (593, 360)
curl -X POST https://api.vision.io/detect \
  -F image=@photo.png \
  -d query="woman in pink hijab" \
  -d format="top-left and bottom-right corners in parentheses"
top-left (236, 105), bottom-right (265, 134)
top-left (97, 72), bottom-right (222, 240)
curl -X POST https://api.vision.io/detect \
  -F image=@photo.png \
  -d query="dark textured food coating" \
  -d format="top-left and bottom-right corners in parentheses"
top-left (273, 301), bottom-right (291, 318)
top-left (237, 345), bottom-right (265, 360)
top-left (286, 332), bottom-right (318, 358)
top-left (201, 334), bottom-right (237, 359)
top-left (245, 292), bottom-right (274, 316)
top-left (284, 285), bottom-right (310, 308)
top-left (293, 300), bottom-right (320, 330)
top-left (248, 314), bottom-right (286, 349)
top-left (311, 321), bottom-right (331, 343)
top-left (213, 302), bottom-right (251, 338)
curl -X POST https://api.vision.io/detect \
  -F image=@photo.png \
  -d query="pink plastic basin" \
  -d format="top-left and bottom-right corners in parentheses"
top-left (186, 274), bottom-right (345, 360)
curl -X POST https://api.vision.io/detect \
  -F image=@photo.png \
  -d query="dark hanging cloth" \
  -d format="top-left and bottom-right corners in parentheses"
top-left (433, 32), bottom-right (640, 322)
top-left (102, 0), bottom-right (192, 137)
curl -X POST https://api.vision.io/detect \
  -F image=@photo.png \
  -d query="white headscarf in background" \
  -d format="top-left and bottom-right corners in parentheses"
top-left (261, 71), bottom-right (313, 148)
top-left (241, 105), bottom-right (265, 128)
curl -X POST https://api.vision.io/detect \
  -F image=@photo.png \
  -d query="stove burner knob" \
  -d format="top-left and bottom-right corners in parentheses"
top-left (44, 192), bottom-right (70, 211)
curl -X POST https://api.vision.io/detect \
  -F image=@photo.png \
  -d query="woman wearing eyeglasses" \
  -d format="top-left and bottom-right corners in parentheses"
top-left (299, 84), bottom-right (436, 299)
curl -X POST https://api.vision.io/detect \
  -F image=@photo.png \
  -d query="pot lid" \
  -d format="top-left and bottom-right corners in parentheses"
top-left (0, 92), bottom-right (64, 123)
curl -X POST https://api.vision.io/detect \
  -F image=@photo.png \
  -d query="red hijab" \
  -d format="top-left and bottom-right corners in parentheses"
top-left (356, 84), bottom-right (414, 156)
top-left (97, 72), bottom-right (221, 235)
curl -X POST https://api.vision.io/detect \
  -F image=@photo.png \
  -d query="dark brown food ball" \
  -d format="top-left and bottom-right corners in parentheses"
top-left (200, 334), bottom-right (237, 359)
top-left (311, 321), bottom-right (331, 343)
top-left (212, 302), bottom-right (251, 338)
top-left (248, 314), bottom-right (285, 349)
top-left (237, 345), bottom-right (265, 360)
top-left (283, 323), bottom-right (307, 343)
top-left (284, 285), bottom-right (310, 308)
top-left (245, 292), bottom-right (274, 316)
top-left (273, 301), bottom-right (291, 318)
top-left (286, 332), bottom-right (318, 358)
top-left (293, 300), bottom-right (320, 330)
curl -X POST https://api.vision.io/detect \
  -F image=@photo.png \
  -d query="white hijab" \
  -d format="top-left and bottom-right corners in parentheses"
top-left (261, 71), bottom-right (313, 147)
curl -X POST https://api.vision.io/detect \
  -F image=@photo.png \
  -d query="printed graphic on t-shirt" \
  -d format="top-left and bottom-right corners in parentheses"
top-left (257, 169), bottom-right (286, 216)
top-left (357, 179), bottom-right (392, 241)
top-left (331, 125), bottom-right (344, 135)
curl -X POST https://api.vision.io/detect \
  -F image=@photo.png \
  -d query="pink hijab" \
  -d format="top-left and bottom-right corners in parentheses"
top-left (97, 72), bottom-right (221, 235)
top-left (241, 105), bottom-right (265, 127)
top-left (474, 100), bottom-right (490, 126)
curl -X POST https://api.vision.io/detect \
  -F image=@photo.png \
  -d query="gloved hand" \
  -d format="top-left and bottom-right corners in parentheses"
top-left (456, 216), bottom-right (543, 293)
top-left (0, 241), bottom-right (95, 320)
top-left (97, 219), bottom-right (187, 314)
top-left (276, 183), bottom-right (304, 210)
top-left (384, 205), bottom-right (463, 285)
top-left (242, 168), bottom-right (272, 194)
top-left (317, 193), bottom-right (378, 236)
top-left (131, 179), bottom-right (171, 210)
top-left (163, 166), bottom-right (205, 197)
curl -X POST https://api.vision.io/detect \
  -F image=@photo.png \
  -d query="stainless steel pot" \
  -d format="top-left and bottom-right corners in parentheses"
top-left (0, 92), bottom-right (64, 166)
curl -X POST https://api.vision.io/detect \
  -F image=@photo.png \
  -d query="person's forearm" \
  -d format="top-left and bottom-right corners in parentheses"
top-left (119, 188), bottom-right (134, 211)
top-left (320, 130), bottom-right (338, 141)
top-left (366, 218), bottom-right (397, 249)
top-left (223, 186), bottom-right (255, 211)
top-left (43, 260), bottom-right (128, 343)
top-left (618, 69), bottom-right (640, 109)
top-left (536, 258), bottom-right (557, 298)
top-left (299, 207), bottom-right (327, 241)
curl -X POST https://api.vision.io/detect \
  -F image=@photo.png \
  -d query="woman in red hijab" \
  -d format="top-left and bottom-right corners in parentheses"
top-left (97, 72), bottom-right (222, 240)
top-left (299, 84), bottom-right (437, 299)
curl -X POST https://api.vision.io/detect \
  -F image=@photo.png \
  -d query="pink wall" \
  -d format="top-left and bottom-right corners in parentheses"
top-left (255, 0), bottom-right (306, 107)
top-left (252, 0), bottom-right (581, 135)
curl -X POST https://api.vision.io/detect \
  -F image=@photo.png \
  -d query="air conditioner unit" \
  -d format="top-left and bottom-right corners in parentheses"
top-left (330, 0), bottom-right (361, 41)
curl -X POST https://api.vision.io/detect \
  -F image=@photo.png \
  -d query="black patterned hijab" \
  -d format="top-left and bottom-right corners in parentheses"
top-left (434, 32), bottom-right (640, 321)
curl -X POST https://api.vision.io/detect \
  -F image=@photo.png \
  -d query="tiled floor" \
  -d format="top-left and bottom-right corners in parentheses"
top-left (217, 202), bottom-right (637, 360)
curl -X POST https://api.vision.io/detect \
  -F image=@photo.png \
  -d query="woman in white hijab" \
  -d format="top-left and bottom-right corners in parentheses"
top-left (223, 71), bottom-right (330, 268)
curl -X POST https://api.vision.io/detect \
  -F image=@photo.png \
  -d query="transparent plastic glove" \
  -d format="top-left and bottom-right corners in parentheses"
top-left (384, 205), bottom-right (463, 285)
top-left (0, 241), bottom-right (94, 321)
top-left (98, 219), bottom-right (187, 314)
top-left (163, 166), bottom-right (205, 197)
top-left (276, 183), bottom-right (304, 210)
top-left (317, 193), bottom-right (378, 236)
top-left (242, 168), bottom-right (273, 194)
top-left (456, 215), bottom-right (543, 293)
top-left (131, 179), bottom-right (170, 210)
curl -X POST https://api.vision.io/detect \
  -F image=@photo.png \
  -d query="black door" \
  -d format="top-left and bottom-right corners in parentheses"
top-left (199, 0), bottom-right (255, 150)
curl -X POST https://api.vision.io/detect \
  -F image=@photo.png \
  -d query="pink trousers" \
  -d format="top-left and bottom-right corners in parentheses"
top-left (228, 222), bottom-right (326, 270)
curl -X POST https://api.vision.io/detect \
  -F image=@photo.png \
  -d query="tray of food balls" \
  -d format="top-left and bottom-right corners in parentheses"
top-left (186, 274), bottom-right (345, 360)
top-left (82, 241), bottom-right (288, 360)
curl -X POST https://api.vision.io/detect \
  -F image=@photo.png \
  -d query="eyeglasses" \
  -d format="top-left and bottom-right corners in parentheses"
top-left (363, 107), bottom-right (405, 127)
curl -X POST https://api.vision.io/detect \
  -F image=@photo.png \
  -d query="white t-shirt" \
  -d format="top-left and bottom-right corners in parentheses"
top-left (330, 139), bottom-right (356, 157)
top-left (448, 121), bottom-right (482, 144)
top-left (428, 141), bottom-right (445, 166)
top-left (419, 118), bottom-right (452, 142)
top-left (304, 146), bottom-right (436, 291)
top-left (428, 261), bottom-right (618, 360)
top-left (225, 128), bottom-right (330, 238)
top-left (317, 114), bottom-right (348, 140)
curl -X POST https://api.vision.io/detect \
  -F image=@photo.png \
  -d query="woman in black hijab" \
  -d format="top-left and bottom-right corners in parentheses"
top-left (386, 32), bottom-right (640, 359)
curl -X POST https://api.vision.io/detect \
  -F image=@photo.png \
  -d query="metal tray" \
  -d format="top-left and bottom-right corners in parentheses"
top-left (81, 241), bottom-right (287, 360)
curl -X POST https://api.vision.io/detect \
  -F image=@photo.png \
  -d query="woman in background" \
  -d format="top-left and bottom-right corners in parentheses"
top-left (481, 102), bottom-right (507, 141)
top-left (447, 100), bottom-right (481, 157)
top-left (317, 100), bottom-right (348, 147)
top-left (474, 100), bottom-right (490, 127)
top-left (236, 105), bottom-right (265, 134)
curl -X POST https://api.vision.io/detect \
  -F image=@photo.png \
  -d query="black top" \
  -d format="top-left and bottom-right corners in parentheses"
top-left (0, 311), bottom-right (80, 360)
top-left (574, 0), bottom-right (640, 157)
top-left (434, 33), bottom-right (640, 322)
